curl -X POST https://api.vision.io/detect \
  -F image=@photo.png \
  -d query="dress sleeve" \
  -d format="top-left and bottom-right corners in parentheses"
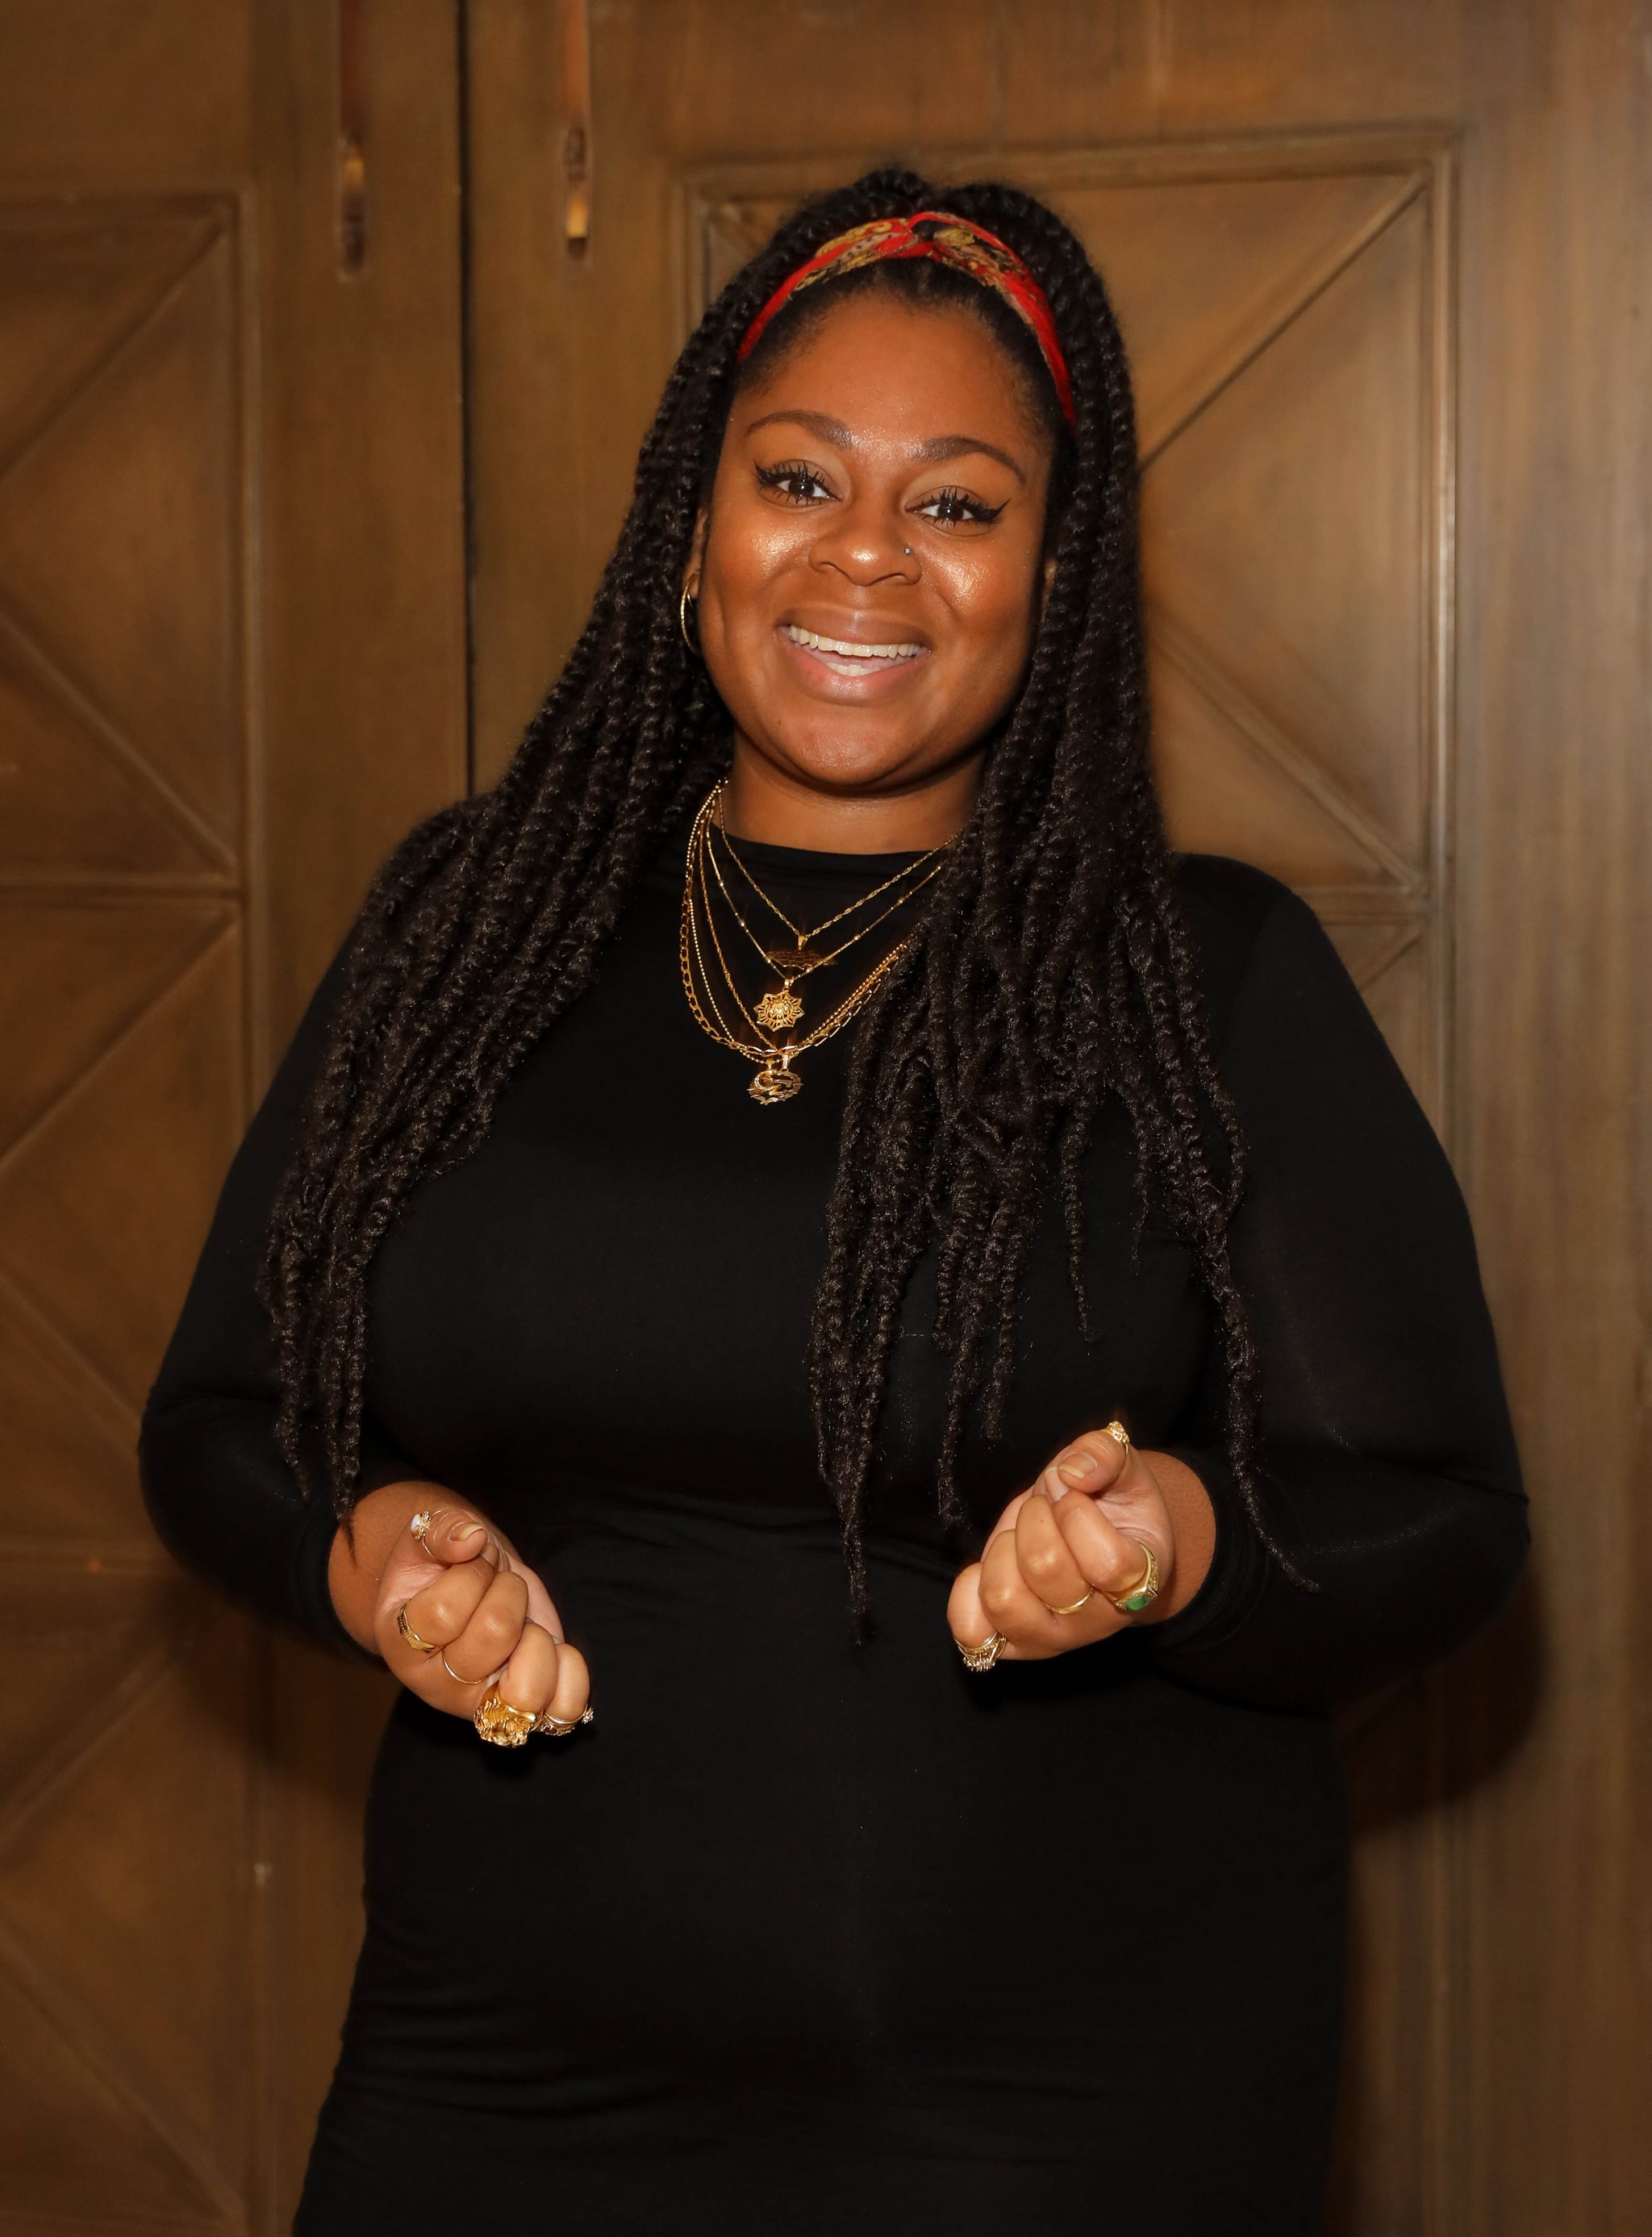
top-left (138, 945), bottom-right (420, 1659)
top-left (1144, 879), bottom-right (1528, 1709)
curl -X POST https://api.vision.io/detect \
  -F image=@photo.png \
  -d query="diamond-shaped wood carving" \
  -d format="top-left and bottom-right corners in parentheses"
top-left (0, 215), bottom-right (241, 869)
top-left (0, 198), bottom-right (253, 2228)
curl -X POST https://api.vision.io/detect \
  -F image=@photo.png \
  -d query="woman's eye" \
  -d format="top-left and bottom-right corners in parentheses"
top-left (756, 461), bottom-right (833, 505)
top-left (913, 486), bottom-right (1006, 528)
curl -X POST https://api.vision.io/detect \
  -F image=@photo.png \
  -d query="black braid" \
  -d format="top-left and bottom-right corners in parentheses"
top-left (262, 167), bottom-right (1297, 1603)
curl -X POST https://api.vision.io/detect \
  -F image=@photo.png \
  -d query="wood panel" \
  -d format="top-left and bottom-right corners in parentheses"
top-left (0, 190), bottom-right (254, 2235)
top-left (0, 5), bottom-right (469, 2232)
top-left (248, 2), bottom-right (469, 2217)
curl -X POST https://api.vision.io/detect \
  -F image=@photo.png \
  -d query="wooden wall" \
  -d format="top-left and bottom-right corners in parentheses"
top-left (0, 4), bottom-right (1642, 2231)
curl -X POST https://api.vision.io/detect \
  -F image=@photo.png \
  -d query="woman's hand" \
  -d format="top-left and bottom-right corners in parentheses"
top-left (946, 1428), bottom-right (1216, 1663)
top-left (330, 1483), bottom-right (591, 1728)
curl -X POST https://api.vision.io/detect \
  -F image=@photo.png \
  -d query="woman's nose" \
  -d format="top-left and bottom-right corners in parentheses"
top-left (809, 506), bottom-right (919, 586)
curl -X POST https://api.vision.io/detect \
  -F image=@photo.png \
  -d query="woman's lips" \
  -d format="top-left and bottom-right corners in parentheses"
top-left (777, 622), bottom-right (932, 689)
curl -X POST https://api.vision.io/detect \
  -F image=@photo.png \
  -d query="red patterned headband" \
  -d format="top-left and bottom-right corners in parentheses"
top-left (737, 211), bottom-right (1076, 430)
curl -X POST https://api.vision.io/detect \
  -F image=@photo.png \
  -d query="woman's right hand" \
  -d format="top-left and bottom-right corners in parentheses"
top-left (331, 1484), bottom-right (591, 1728)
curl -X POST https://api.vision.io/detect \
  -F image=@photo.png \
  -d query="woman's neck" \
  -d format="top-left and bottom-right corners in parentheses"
top-left (720, 741), bottom-right (982, 853)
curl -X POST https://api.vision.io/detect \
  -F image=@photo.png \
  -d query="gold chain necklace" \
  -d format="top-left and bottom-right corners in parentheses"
top-left (703, 818), bottom-right (948, 1037)
top-left (712, 786), bottom-right (947, 973)
top-left (678, 787), bottom-right (928, 1103)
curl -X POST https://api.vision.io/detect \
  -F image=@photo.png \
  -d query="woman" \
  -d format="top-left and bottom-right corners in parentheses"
top-left (141, 172), bottom-right (1526, 2233)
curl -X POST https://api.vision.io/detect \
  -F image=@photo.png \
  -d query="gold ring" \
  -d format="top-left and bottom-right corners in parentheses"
top-left (1103, 1419), bottom-right (1131, 1454)
top-left (473, 1688), bottom-right (538, 1748)
top-left (409, 1508), bottom-right (437, 1548)
top-left (395, 1603), bottom-right (440, 1654)
top-left (536, 1704), bottom-right (595, 1738)
top-left (441, 1650), bottom-right (486, 1686)
top-left (955, 1631), bottom-right (1007, 1674)
top-left (1108, 1539), bottom-right (1161, 1616)
top-left (1043, 1586), bottom-right (1095, 1616)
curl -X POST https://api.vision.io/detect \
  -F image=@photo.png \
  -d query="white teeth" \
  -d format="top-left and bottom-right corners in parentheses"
top-left (786, 625), bottom-right (924, 661)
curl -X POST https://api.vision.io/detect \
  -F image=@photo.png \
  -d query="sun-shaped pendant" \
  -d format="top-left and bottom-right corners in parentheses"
top-left (753, 985), bottom-right (804, 1033)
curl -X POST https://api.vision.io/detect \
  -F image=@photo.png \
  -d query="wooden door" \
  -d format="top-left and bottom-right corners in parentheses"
top-left (458, 4), bottom-right (1649, 2234)
top-left (0, 3), bottom-right (465, 2230)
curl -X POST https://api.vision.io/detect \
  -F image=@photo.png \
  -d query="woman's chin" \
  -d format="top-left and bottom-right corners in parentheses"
top-left (741, 735), bottom-right (947, 803)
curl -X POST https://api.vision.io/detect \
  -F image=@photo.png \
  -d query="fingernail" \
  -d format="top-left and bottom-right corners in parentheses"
top-left (452, 1521), bottom-right (486, 1542)
top-left (1057, 1449), bottom-right (1098, 1484)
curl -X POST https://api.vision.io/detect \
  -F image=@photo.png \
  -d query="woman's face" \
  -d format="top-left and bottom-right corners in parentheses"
top-left (693, 292), bottom-right (1058, 819)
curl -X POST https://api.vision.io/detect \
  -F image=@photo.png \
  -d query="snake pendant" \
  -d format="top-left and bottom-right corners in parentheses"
top-left (749, 1051), bottom-right (802, 1104)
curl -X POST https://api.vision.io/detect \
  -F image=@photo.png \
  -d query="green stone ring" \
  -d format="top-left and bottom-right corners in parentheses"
top-left (1109, 1541), bottom-right (1160, 1617)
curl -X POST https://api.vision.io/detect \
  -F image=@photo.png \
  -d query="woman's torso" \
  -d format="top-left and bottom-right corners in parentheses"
top-left (298, 843), bottom-right (1345, 2232)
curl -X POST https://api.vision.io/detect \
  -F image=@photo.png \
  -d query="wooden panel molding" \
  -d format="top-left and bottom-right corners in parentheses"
top-left (0, 194), bottom-right (253, 2231)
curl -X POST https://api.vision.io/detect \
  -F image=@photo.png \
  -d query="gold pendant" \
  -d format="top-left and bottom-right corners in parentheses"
top-left (753, 983), bottom-right (804, 1033)
top-left (749, 1053), bottom-right (801, 1104)
top-left (766, 945), bottom-right (826, 973)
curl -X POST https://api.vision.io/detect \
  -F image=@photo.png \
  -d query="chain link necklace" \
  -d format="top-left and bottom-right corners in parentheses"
top-left (706, 799), bottom-right (948, 1037)
top-left (678, 783), bottom-right (945, 1103)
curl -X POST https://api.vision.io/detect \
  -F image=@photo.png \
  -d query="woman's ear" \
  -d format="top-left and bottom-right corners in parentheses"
top-left (683, 506), bottom-right (708, 601)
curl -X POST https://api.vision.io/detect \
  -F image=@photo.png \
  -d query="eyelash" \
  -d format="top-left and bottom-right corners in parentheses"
top-left (756, 461), bottom-right (833, 505)
top-left (916, 486), bottom-right (1005, 527)
top-left (754, 461), bottom-right (1006, 528)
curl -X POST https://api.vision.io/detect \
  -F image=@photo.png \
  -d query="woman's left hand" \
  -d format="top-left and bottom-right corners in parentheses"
top-left (946, 1427), bottom-right (1193, 1662)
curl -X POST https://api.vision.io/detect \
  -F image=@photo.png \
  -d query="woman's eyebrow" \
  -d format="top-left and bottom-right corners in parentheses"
top-left (745, 409), bottom-right (1027, 486)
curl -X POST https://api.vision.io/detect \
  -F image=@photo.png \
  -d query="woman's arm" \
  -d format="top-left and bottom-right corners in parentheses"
top-left (138, 945), bottom-right (414, 1659)
top-left (1141, 877), bottom-right (1529, 1708)
top-left (140, 947), bottom-right (594, 1734)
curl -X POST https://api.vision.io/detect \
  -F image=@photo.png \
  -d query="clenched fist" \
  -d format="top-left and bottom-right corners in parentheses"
top-left (330, 1483), bottom-right (591, 1729)
top-left (947, 1425), bottom-right (1214, 1663)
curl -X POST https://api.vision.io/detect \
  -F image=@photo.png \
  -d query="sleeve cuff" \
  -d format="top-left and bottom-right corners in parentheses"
top-left (1144, 1443), bottom-right (1270, 1662)
top-left (288, 1492), bottom-right (380, 1664)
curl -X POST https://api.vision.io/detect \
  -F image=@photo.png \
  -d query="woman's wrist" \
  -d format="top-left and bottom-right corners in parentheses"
top-left (327, 1480), bottom-right (452, 1653)
top-left (1136, 1450), bottom-right (1216, 1621)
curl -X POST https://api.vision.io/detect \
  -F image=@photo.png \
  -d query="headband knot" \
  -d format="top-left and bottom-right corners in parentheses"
top-left (737, 211), bottom-right (1076, 430)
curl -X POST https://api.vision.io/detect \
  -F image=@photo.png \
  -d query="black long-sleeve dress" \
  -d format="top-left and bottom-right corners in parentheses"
top-left (140, 838), bottom-right (1526, 2236)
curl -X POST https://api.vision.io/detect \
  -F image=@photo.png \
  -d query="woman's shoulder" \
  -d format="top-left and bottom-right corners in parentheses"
top-left (1173, 848), bottom-right (1316, 938)
top-left (1170, 852), bottom-right (1316, 1028)
top-left (1170, 852), bottom-right (1388, 1075)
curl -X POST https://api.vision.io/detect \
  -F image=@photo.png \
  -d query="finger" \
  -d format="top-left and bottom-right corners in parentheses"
top-left (440, 1566), bottom-right (530, 1687)
top-left (982, 1488), bottom-right (1037, 1539)
top-left (1013, 1490), bottom-right (1096, 1615)
top-left (945, 1490), bottom-right (1032, 1639)
top-left (391, 1556), bottom-right (494, 1660)
top-left (978, 1523), bottom-right (1071, 1656)
top-left (1042, 1423), bottom-right (1132, 1504)
top-left (495, 1621), bottom-right (560, 1722)
top-left (1052, 1491), bottom-right (1164, 1608)
top-left (542, 1640), bottom-right (591, 1729)
top-left (947, 1562), bottom-right (1005, 1659)
top-left (512, 1559), bottom-right (566, 1642)
top-left (423, 1508), bottom-right (501, 1569)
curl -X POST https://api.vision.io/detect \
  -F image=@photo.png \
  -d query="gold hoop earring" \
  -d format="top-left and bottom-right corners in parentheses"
top-left (679, 585), bottom-right (700, 655)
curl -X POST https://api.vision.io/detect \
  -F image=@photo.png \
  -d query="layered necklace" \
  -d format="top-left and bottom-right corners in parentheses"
top-left (679, 780), bottom-right (949, 1104)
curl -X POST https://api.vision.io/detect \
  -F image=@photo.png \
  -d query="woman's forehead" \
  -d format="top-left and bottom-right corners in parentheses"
top-left (731, 295), bottom-right (1053, 453)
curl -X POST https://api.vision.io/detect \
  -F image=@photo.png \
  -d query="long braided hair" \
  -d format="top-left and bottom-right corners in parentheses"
top-left (262, 168), bottom-right (1285, 1610)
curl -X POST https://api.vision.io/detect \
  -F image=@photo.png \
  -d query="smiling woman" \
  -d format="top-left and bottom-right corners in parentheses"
top-left (138, 171), bottom-right (1525, 2235)
top-left (693, 294), bottom-right (1057, 844)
